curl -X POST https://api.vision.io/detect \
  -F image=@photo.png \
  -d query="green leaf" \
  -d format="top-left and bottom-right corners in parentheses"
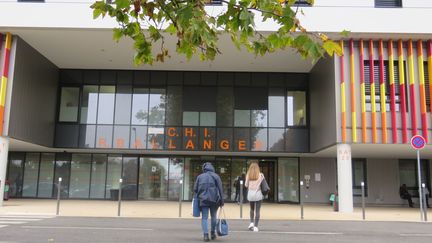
top-left (165, 24), bottom-right (177, 35)
top-left (115, 0), bottom-right (130, 9)
top-left (341, 30), bottom-right (351, 37)
top-left (322, 40), bottom-right (342, 56)
top-left (93, 9), bottom-right (102, 19)
top-left (113, 28), bottom-right (123, 42)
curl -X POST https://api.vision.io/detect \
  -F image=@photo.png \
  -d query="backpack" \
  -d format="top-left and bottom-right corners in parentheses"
top-left (260, 177), bottom-right (270, 196)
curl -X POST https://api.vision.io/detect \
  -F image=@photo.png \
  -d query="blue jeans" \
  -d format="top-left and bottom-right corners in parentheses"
top-left (201, 206), bottom-right (218, 234)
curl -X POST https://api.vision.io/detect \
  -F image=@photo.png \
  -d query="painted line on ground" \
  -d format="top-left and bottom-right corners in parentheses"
top-left (230, 230), bottom-right (343, 235)
top-left (0, 218), bottom-right (42, 221)
top-left (0, 215), bottom-right (55, 219)
top-left (0, 225), bottom-right (7, 228)
top-left (0, 221), bottom-right (27, 224)
top-left (400, 233), bottom-right (432, 237)
top-left (21, 226), bottom-right (154, 231)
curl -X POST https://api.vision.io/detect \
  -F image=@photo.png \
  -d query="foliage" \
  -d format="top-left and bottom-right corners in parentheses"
top-left (91, 0), bottom-right (342, 65)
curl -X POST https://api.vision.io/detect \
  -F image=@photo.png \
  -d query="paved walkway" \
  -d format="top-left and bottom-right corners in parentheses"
top-left (0, 199), bottom-right (431, 222)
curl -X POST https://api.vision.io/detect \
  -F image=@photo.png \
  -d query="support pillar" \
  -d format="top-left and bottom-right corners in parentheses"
top-left (337, 143), bottom-right (353, 212)
top-left (0, 136), bottom-right (10, 207)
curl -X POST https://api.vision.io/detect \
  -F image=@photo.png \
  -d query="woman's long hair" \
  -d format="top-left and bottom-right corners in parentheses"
top-left (246, 161), bottom-right (260, 181)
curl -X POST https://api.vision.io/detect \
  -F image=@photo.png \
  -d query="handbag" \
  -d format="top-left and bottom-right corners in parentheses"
top-left (216, 207), bottom-right (229, 236)
top-left (192, 196), bottom-right (200, 217)
top-left (260, 177), bottom-right (270, 196)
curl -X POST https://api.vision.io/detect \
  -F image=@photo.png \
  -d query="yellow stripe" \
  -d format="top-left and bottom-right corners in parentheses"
top-left (418, 48), bottom-right (425, 86)
top-left (408, 44), bottom-right (415, 86)
top-left (0, 77), bottom-right (7, 106)
top-left (389, 51), bottom-right (395, 85)
top-left (341, 83), bottom-right (346, 112)
top-left (399, 50), bottom-right (405, 85)
top-left (380, 83), bottom-right (386, 113)
top-left (371, 82), bottom-right (376, 113)
top-left (6, 32), bottom-right (12, 49)
top-left (361, 83), bottom-right (366, 113)
top-left (352, 111), bottom-right (357, 142)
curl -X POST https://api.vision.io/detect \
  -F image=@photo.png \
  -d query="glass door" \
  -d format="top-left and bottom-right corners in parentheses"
top-left (258, 160), bottom-right (275, 202)
top-left (277, 158), bottom-right (299, 203)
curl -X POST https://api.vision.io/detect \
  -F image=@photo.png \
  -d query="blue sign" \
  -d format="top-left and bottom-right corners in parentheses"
top-left (411, 135), bottom-right (426, 150)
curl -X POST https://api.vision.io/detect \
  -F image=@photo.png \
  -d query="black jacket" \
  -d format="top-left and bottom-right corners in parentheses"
top-left (193, 163), bottom-right (224, 207)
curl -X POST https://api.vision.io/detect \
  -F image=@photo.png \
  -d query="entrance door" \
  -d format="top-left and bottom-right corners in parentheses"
top-left (259, 160), bottom-right (275, 201)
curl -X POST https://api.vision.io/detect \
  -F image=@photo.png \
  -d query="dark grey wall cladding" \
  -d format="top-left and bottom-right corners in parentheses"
top-left (9, 37), bottom-right (59, 147)
top-left (309, 57), bottom-right (337, 152)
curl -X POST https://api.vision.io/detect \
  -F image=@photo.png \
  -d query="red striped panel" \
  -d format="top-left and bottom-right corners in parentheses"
top-left (407, 40), bottom-right (417, 136)
top-left (359, 40), bottom-right (367, 143)
top-left (417, 40), bottom-right (428, 142)
top-left (398, 40), bottom-right (408, 143)
top-left (388, 40), bottom-right (397, 143)
top-left (379, 40), bottom-right (387, 143)
top-left (369, 40), bottom-right (377, 143)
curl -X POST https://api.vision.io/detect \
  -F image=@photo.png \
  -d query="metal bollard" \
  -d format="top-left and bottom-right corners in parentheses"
top-left (300, 180), bottom-right (304, 220)
top-left (56, 177), bottom-right (62, 215)
top-left (118, 178), bottom-right (122, 217)
top-left (361, 182), bottom-right (365, 220)
top-left (422, 183), bottom-right (428, 222)
top-left (179, 180), bottom-right (183, 218)
top-left (239, 180), bottom-right (243, 219)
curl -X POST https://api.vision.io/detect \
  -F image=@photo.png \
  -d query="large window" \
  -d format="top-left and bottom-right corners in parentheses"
top-left (22, 153), bottom-right (40, 197)
top-left (352, 159), bottom-right (367, 196)
top-left (399, 159), bottom-right (430, 196)
top-left (58, 87), bottom-right (79, 122)
top-left (364, 60), bottom-right (406, 112)
top-left (69, 154), bottom-right (91, 198)
top-left (375, 0), bottom-right (402, 8)
top-left (57, 70), bottom-right (309, 152)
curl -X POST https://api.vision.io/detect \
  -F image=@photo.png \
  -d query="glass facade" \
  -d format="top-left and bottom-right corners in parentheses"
top-left (55, 70), bottom-right (309, 153)
top-left (7, 152), bottom-right (299, 202)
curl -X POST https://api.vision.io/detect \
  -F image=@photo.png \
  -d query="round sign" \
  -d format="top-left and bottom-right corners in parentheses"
top-left (411, 135), bottom-right (426, 150)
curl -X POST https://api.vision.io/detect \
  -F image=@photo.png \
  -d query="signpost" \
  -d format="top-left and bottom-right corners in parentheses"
top-left (410, 135), bottom-right (426, 222)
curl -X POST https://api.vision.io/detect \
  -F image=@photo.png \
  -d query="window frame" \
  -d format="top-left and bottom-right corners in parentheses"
top-left (352, 159), bottom-right (367, 197)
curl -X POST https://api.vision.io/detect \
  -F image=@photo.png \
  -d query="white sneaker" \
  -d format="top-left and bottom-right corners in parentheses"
top-left (248, 223), bottom-right (254, 230)
top-left (253, 226), bottom-right (259, 232)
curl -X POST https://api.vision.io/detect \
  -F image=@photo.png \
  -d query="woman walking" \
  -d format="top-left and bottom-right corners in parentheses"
top-left (245, 161), bottom-right (266, 232)
top-left (194, 162), bottom-right (224, 241)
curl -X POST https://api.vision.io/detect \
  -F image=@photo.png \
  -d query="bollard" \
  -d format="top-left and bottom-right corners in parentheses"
top-left (179, 180), bottom-right (183, 218)
top-left (422, 183), bottom-right (428, 222)
top-left (56, 177), bottom-right (62, 215)
top-left (118, 178), bottom-right (122, 217)
top-left (300, 180), bottom-right (304, 220)
top-left (361, 181), bottom-right (365, 220)
top-left (239, 180), bottom-right (243, 219)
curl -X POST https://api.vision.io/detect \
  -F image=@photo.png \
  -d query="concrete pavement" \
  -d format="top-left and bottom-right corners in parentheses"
top-left (0, 199), bottom-right (431, 222)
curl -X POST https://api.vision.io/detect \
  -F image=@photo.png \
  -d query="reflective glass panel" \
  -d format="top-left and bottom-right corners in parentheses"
top-left (234, 110), bottom-right (250, 127)
top-left (80, 85), bottom-right (98, 124)
top-left (79, 125), bottom-right (96, 148)
top-left (7, 153), bottom-right (24, 197)
top-left (269, 88), bottom-right (284, 127)
top-left (268, 128), bottom-right (285, 151)
top-left (97, 85), bottom-right (116, 124)
top-left (216, 87), bottom-right (234, 127)
top-left (22, 153), bottom-right (39, 197)
top-left (147, 126), bottom-right (165, 149)
top-left (69, 154), bottom-right (91, 198)
top-left (130, 126), bottom-right (147, 149)
top-left (106, 155), bottom-right (122, 199)
top-left (38, 153), bottom-right (54, 198)
top-left (59, 87), bottom-right (79, 122)
top-left (278, 158), bottom-right (299, 203)
top-left (114, 86), bottom-right (132, 124)
top-left (122, 157), bottom-right (138, 200)
top-left (200, 112), bottom-right (216, 126)
top-left (54, 153), bottom-right (71, 198)
top-left (183, 111), bottom-right (199, 126)
top-left (148, 88), bottom-right (166, 125)
top-left (287, 91), bottom-right (306, 126)
top-left (251, 128), bottom-right (267, 151)
top-left (96, 125), bottom-right (113, 148)
top-left (90, 154), bottom-right (107, 199)
top-left (251, 110), bottom-right (267, 127)
top-left (131, 88), bottom-right (149, 125)
top-left (166, 86), bottom-right (183, 126)
top-left (168, 158), bottom-right (184, 200)
top-left (138, 157), bottom-right (169, 200)
top-left (113, 126), bottom-right (130, 149)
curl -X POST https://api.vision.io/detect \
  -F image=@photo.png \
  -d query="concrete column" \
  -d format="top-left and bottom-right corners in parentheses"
top-left (0, 136), bottom-right (10, 207)
top-left (337, 143), bottom-right (353, 212)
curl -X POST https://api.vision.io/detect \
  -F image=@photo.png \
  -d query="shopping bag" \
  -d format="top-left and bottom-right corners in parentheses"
top-left (192, 197), bottom-right (200, 217)
top-left (216, 207), bottom-right (229, 236)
